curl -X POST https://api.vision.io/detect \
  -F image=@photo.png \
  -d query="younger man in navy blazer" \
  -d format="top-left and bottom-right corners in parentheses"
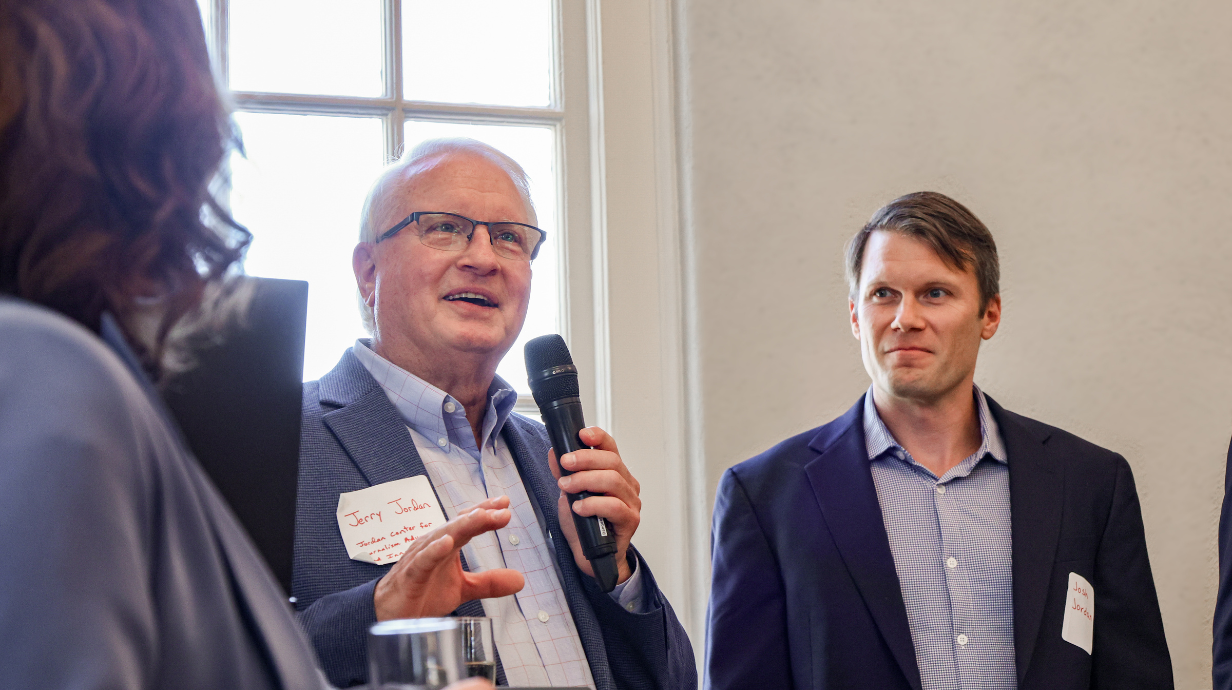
top-left (706, 192), bottom-right (1172, 690)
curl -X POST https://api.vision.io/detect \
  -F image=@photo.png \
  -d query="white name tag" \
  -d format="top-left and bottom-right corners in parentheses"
top-left (335, 476), bottom-right (448, 565)
top-left (1061, 571), bottom-right (1094, 654)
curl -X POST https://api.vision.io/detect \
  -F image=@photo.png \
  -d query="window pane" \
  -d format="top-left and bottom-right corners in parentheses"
top-left (229, 0), bottom-right (383, 97)
top-left (404, 120), bottom-right (558, 394)
top-left (230, 113), bottom-right (386, 381)
top-left (402, 0), bottom-right (553, 107)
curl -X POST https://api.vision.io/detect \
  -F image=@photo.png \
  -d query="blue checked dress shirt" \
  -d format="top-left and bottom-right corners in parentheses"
top-left (863, 385), bottom-right (1016, 690)
top-left (353, 340), bottom-right (643, 688)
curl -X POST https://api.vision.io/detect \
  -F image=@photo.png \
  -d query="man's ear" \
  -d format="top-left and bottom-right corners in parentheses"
top-left (353, 243), bottom-right (377, 307)
top-left (980, 293), bottom-right (1002, 340)
top-left (849, 297), bottom-right (861, 341)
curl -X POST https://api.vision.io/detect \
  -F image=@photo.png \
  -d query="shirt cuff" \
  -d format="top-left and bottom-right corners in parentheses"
top-left (608, 555), bottom-right (647, 613)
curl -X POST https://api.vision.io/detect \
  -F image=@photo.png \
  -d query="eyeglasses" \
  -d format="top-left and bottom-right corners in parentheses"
top-left (376, 211), bottom-right (547, 261)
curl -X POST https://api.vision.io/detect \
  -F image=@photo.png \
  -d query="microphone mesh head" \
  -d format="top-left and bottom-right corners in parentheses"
top-left (525, 334), bottom-right (573, 372)
top-left (525, 334), bottom-right (579, 402)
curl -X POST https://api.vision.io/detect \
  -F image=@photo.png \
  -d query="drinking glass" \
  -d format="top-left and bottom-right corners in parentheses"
top-left (457, 617), bottom-right (497, 682)
top-left (368, 618), bottom-right (463, 689)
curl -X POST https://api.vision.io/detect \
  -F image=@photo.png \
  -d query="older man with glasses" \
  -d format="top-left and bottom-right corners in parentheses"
top-left (292, 138), bottom-right (695, 690)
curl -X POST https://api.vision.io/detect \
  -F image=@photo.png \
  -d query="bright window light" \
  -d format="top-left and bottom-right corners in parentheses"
top-left (402, 0), bottom-right (553, 107)
top-left (230, 0), bottom-right (383, 97)
top-left (230, 113), bottom-right (385, 381)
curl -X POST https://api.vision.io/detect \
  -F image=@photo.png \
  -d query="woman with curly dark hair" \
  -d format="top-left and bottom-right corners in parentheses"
top-left (0, 0), bottom-right (341, 687)
top-left (0, 0), bottom-right (504, 687)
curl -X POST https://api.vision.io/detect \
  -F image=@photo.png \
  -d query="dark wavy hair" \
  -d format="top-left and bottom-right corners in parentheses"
top-left (0, 0), bottom-right (248, 375)
top-left (846, 191), bottom-right (1000, 314)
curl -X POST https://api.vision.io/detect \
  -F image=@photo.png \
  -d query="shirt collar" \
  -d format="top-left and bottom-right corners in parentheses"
top-left (352, 339), bottom-right (517, 458)
top-left (862, 384), bottom-right (1007, 465)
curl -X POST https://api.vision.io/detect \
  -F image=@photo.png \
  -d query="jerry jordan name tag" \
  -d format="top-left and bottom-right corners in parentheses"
top-left (335, 476), bottom-right (448, 565)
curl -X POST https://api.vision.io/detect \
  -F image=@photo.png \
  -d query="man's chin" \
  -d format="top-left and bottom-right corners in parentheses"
top-left (881, 371), bottom-right (942, 402)
top-left (442, 326), bottom-right (518, 358)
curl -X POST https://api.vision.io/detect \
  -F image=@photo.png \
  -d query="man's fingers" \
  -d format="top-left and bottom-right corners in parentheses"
top-left (458, 495), bottom-right (510, 515)
top-left (399, 533), bottom-right (456, 582)
top-left (461, 568), bottom-right (525, 601)
top-left (557, 470), bottom-right (639, 508)
top-left (579, 426), bottom-right (619, 454)
top-left (559, 450), bottom-right (638, 493)
top-left (446, 679), bottom-right (495, 690)
top-left (548, 448), bottom-right (562, 481)
top-left (400, 507), bottom-right (511, 570)
top-left (445, 507), bottom-right (512, 549)
top-left (569, 495), bottom-right (640, 526)
top-left (559, 448), bottom-right (619, 471)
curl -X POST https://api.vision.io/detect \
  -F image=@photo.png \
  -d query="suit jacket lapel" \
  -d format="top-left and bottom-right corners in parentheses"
top-left (318, 349), bottom-right (431, 488)
top-left (988, 396), bottom-right (1063, 685)
top-left (804, 397), bottom-right (922, 690)
top-left (317, 349), bottom-right (475, 579)
top-left (502, 416), bottom-right (616, 690)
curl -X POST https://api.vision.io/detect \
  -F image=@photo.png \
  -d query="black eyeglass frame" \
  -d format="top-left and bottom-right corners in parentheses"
top-left (376, 211), bottom-right (547, 261)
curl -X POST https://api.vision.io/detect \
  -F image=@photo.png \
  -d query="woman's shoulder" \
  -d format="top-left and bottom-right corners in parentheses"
top-left (1, 296), bottom-right (116, 361)
top-left (0, 298), bottom-right (153, 433)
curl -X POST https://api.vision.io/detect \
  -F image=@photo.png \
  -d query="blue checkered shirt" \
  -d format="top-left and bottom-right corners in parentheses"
top-left (864, 386), bottom-right (1016, 690)
top-left (353, 340), bottom-right (643, 688)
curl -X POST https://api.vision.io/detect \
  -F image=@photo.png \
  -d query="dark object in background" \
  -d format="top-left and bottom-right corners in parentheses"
top-left (1214, 436), bottom-right (1232, 690)
top-left (163, 277), bottom-right (309, 596)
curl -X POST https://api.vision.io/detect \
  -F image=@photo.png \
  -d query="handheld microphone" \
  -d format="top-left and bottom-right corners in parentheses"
top-left (525, 334), bottom-right (620, 593)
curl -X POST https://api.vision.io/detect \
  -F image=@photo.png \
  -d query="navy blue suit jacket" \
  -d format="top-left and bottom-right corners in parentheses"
top-left (293, 349), bottom-right (696, 689)
top-left (706, 394), bottom-right (1172, 690)
top-left (1213, 438), bottom-right (1232, 688)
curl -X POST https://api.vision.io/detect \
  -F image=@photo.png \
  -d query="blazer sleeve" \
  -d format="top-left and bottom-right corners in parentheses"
top-left (582, 547), bottom-right (698, 690)
top-left (1214, 438), bottom-right (1232, 690)
top-left (0, 323), bottom-right (158, 689)
top-left (705, 467), bottom-right (793, 690)
top-left (1090, 457), bottom-right (1173, 689)
top-left (297, 578), bottom-right (379, 688)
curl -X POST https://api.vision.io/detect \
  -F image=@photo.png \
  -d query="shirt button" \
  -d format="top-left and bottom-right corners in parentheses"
top-left (538, 610), bottom-right (550, 623)
top-left (957, 634), bottom-right (968, 646)
top-left (444, 401), bottom-right (456, 413)
top-left (935, 485), bottom-right (946, 495)
top-left (437, 438), bottom-right (447, 447)
top-left (626, 602), bottom-right (636, 612)
top-left (508, 534), bottom-right (520, 546)
top-left (946, 556), bottom-right (958, 569)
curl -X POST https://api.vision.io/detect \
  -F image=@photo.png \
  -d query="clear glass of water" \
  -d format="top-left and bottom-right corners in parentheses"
top-left (368, 618), bottom-right (463, 689)
top-left (457, 617), bottom-right (497, 682)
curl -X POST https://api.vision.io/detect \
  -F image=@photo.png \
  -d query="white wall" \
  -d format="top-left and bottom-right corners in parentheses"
top-left (675, 0), bottom-right (1232, 686)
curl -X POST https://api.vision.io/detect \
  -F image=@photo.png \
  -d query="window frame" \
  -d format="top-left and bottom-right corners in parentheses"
top-left (203, 0), bottom-right (585, 418)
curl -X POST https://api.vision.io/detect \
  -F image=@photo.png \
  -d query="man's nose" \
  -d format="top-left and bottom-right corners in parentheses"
top-left (892, 298), bottom-right (925, 331)
top-left (457, 224), bottom-right (500, 271)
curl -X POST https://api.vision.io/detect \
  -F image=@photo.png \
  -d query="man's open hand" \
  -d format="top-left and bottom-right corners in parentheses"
top-left (373, 496), bottom-right (525, 620)
top-left (548, 426), bottom-right (642, 585)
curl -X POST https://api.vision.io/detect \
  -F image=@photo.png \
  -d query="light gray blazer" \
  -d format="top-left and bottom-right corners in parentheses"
top-left (0, 298), bottom-right (325, 690)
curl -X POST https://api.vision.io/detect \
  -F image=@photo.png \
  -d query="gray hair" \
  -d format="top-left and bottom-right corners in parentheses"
top-left (356, 137), bottom-right (537, 332)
